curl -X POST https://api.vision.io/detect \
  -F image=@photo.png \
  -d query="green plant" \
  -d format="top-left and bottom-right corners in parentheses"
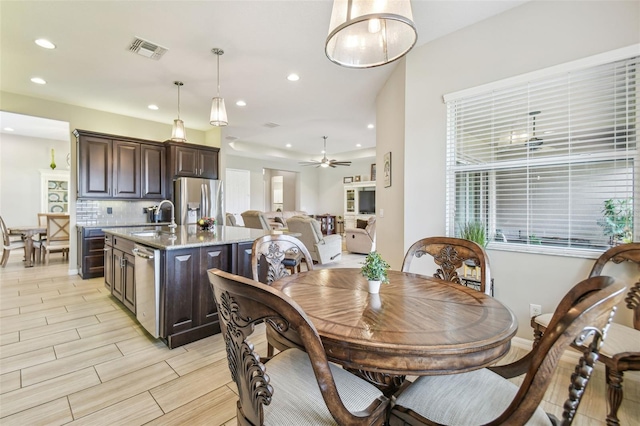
top-left (598, 198), bottom-right (633, 244)
top-left (361, 251), bottom-right (390, 283)
top-left (459, 221), bottom-right (488, 247)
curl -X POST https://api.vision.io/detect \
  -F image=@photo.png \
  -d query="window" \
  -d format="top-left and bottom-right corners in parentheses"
top-left (445, 48), bottom-right (638, 256)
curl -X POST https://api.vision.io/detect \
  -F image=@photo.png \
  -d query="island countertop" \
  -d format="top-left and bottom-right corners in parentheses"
top-left (103, 225), bottom-right (268, 250)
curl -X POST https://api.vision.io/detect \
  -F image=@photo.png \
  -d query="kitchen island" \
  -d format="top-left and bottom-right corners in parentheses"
top-left (103, 225), bottom-right (265, 348)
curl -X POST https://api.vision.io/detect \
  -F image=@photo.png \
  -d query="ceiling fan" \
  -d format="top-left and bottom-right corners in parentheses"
top-left (299, 136), bottom-right (351, 168)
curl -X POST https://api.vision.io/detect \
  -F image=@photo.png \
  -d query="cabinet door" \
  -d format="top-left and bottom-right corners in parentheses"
top-left (104, 240), bottom-right (113, 292)
top-left (112, 249), bottom-right (124, 302)
top-left (112, 140), bottom-right (141, 198)
top-left (122, 252), bottom-right (136, 313)
top-left (164, 249), bottom-right (198, 336)
top-left (198, 246), bottom-right (230, 325)
top-left (199, 149), bottom-right (218, 179)
top-left (236, 242), bottom-right (253, 279)
top-left (79, 136), bottom-right (112, 198)
top-left (173, 146), bottom-right (199, 177)
top-left (141, 144), bottom-right (166, 199)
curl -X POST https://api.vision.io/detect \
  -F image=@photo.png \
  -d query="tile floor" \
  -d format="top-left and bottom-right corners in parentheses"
top-left (0, 249), bottom-right (638, 425)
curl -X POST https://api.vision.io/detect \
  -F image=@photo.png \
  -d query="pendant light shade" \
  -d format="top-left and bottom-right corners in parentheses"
top-left (210, 48), bottom-right (228, 126)
top-left (171, 81), bottom-right (187, 142)
top-left (325, 0), bottom-right (417, 68)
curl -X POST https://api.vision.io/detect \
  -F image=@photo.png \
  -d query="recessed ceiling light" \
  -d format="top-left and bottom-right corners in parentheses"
top-left (30, 77), bottom-right (46, 85)
top-left (356, 143), bottom-right (362, 147)
top-left (35, 39), bottom-right (56, 49)
top-left (287, 73), bottom-right (300, 82)
top-left (148, 104), bottom-right (159, 110)
top-left (367, 124), bottom-right (374, 129)
top-left (286, 143), bottom-right (292, 148)
top-left (4, 127), bottom-right (15, 132)
top-left (236, 100), bottom-right (247, 107)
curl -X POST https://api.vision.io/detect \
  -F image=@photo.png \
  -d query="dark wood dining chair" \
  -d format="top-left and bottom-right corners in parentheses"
top-left (531, 243), bottom-right (640, 426)
top-left (251, 234), bottom-right (314, 356)
top-left (402, 236), bottom-right (492, 295)
top-left (390, 275), bottom-right (626, 426)
top-left (0, 216), bottom-right (28, 267)
top-left (208, 268), bottom-right (389, 426)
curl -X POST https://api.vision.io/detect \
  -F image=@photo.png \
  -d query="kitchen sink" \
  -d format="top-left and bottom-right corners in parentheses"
top-left (131, 230), bottom-right (173, 237)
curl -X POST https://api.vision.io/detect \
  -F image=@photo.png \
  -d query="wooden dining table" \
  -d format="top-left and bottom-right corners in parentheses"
top-left (272, 268), bottom-right (518, 396)
top-left (8, 225), bottom-right (46, 267)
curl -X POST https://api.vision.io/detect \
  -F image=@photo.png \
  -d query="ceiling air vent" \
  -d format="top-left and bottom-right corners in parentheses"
top-left (128, 37), bottom-right (168, 60)
top-left (263, 122), bottom-right (280, 128)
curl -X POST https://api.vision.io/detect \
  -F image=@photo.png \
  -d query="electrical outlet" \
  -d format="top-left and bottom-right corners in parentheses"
top-left (529, 303), bottom-right (542, 318)
top-left (107, 207), bottom-right (113, 214)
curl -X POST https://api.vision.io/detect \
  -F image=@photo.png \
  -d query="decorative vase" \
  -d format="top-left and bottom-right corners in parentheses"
top-left (50, 148), bottom-right (56, 170)
top-left (369, 293), bottom-right (382, 309)
top-left (368, 280), bottom-right (381, 294)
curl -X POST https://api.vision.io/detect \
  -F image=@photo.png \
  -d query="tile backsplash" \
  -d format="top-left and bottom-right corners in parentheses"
top-left (76, 200), bottom-right (160, 226)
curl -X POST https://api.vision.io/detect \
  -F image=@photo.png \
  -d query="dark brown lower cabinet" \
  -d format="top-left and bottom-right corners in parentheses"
top-left (111, 238), bottom-right (136, 314)
top-left (162, 244), bottom-right (234, 348)
top-left (79, 228), bottom-right (106, 279)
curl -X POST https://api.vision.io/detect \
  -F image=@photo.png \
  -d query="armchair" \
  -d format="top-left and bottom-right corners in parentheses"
top-left (345, 216), bottom-right (376, 254)
top-left (240, 210), bottom-right (271, 230)
top-left (286, 215), bottom-right (342, 264)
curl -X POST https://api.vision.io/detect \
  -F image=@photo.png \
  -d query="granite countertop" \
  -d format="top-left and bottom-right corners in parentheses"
top-left (103, 225), bottom-right (268, 250)
top-left (77, 222), bottom-right (171, 230)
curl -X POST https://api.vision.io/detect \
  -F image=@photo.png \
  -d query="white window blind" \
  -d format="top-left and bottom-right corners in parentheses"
top-left (445, 54), bottom-right (638, 256)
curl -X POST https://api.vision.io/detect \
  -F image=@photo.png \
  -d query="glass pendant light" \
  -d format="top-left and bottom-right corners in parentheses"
top-left (170, 81), bottom-right (187, 142)
top-left (210, 48), bottom-right (228, 126)
top-left (325, 0), bottom-right (417, 68)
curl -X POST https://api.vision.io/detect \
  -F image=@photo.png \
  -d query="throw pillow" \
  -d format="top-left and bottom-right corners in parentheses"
top-left (356, 219), bottom-right (368, 229)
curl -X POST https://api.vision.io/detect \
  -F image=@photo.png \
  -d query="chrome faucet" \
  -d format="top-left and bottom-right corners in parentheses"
top-left (158, 199), bottom-right (177, 233)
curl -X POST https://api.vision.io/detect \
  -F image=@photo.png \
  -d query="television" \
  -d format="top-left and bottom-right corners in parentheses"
top-left (359, 191), bottom-right (376, 214)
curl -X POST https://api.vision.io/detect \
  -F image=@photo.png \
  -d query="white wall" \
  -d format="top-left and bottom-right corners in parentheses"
top-left (0, 133), bottom-right (70, 225)
top-left (225, 155), bottom-right (320, 214)
top-left (377, 0), bottom-right (640, 337)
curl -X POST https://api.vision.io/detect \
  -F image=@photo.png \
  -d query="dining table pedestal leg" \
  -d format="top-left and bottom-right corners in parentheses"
top-left (346, 368), bottom-right (406, 398)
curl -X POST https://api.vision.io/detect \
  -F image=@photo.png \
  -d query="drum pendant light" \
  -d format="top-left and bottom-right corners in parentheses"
top-left (325, 0), bottom-right (417, 68)
top-left (210, 48), bottom-right (228, 126)
top-left (170, 81), bottom-right (187, 142)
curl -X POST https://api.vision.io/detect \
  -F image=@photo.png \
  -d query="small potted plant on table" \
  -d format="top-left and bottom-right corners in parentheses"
top-left (361, 251), bottom-right (390, 294)
top-left (197, 217), bottom-right (216, 231)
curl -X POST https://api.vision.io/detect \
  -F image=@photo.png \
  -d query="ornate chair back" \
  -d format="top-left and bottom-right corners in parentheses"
top-left (251, 234), bottom-right (314, 285)
top-left (208, 269), bottom-right (388, 426)
top-left (46, 214), bottom-right (70, 244)
top-left (402, 236), bottom-right (491, 295)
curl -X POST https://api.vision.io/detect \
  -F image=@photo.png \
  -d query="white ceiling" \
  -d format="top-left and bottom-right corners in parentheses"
top-left (0, 1), bottom-right (526, 161)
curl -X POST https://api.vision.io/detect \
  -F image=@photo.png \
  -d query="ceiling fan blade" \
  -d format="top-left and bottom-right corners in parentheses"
top-left (331, 161), bottom-right (352, 166)
top-left (330, 163), bottom-right (337, 168)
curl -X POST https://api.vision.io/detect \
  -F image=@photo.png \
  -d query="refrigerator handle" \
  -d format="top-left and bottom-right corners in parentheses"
top-left (201, 184), bottom-right (207, 217)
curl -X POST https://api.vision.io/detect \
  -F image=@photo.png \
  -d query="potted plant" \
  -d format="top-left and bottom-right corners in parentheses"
top-left (598, 198), bottom-right (633, 245)
top-left (459, 220), bottom-right (488, 247)
top-left (361, 251), bottom-right (390, 294)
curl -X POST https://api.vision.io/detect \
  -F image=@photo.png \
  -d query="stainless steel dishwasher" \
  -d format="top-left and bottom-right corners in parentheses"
top-left (132, 244), bottom-right (160, 338)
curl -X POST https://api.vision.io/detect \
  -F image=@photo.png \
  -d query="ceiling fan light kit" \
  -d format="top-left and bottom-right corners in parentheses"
top-left (325, 0), bottom-right (417, 68)
top-left (300, 136), bottom-right (352, 168)
top-left (170, 81), bottom-right (187, 142)
top-left (210, 48), bottom-right (228, 127)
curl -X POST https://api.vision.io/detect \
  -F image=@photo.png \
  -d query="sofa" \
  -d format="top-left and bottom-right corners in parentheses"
top-left (345, 216), bottom-right (376, 254)
top-left (240, 210), bottom-right (271, 230)
top-left (263, 210), bottom-right (308, 229)
top-left (286, 215), bottom-right (342, 264)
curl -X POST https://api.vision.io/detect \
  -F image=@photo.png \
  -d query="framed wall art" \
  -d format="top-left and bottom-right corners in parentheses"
top-left (354, 175), bottom-right (361, 182)
top-left (383, 152), bottom-right (392, 187)
top-left (343, 176), bottom-right (353, 184)
top-left (371, 163), bottom-right (376, 181)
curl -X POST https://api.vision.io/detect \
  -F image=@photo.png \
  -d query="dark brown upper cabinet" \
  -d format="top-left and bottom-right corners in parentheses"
top-left (166, 141), bottom-right (219, 180)
top-left (75, 130), bottom-right (166, 200)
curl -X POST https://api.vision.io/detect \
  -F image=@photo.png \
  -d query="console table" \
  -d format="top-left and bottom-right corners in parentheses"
top-left (315, 214), bottom-right (336, 235)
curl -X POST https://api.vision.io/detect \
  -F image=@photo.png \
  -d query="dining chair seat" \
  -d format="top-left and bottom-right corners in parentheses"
top-left (394, 368), bottom-right (552, 426)
top-left (534, 313), bottom-right (640, 358)
top-left (264, 348), bottom-right (385, 424)
top-left (1, 216), bottom-right (31, 267)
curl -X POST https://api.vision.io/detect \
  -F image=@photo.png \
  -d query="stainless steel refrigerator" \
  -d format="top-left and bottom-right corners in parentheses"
top-left (174, 177), bottom-right (224, 225)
